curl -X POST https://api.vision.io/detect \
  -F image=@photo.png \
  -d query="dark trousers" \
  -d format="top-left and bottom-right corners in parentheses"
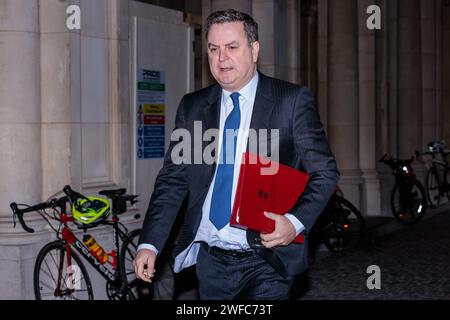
top-left (195, 243), bottom-right (294, 300)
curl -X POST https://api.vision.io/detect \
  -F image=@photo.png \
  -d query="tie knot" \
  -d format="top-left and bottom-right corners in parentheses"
top-left (230, 92), bottom-right (240, 108)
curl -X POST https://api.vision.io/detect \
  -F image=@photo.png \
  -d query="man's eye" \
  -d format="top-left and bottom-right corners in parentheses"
top-left (229, 46), bottom-right (237, 50)
top-left (210, 48), bottom-right (218, 53)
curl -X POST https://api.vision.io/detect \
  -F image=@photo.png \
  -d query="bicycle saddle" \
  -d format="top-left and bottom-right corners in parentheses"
top-left (428, 140), bottom-right (445, 152)
top-left (99, 188), bottom-right (126, 198)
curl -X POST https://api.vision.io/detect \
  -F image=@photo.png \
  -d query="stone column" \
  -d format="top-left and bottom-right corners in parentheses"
top-left (253, 0), bottom-right (276, 77)
top-left (357, 0), bottom-right (381, 216)
top-left (317, 0), bottom-right (329, 127)
top-left (40, 0), bottom-right (74, 197)
top-left (442, 0), bottom-right (450, 143)
top-left (420, 0), bottom-right (438, 147)
top-left (387, 0), bottom-right (399, 158)
top-left (397, 0), bottom-right (422, 159)
top-left (300, 0), bottom-right (318, 92)
top-left (434, 0), bottom-right (443, 140)
top-left (254, 0), bottom-right (301, 84)
top-left (327, 0), bottom-right (362, 207)
top-left (0, 0), bottom-right (42, 299)
top-left (376, 0), bottom-right (398, 217)
top-left (374, 0), bottom-right (390, 157)
top-left (274, 0), bottom-right (301, 84)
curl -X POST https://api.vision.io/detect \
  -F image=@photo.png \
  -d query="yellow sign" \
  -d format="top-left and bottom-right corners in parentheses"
top-left (144, 104), bottom-right (165, 114)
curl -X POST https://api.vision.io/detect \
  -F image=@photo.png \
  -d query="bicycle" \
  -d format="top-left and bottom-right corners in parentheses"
top-left (309, 186), bottom-right (367, 253)
top-left (415, 141), bottom-right (450, 208)
top-left (379, 154), bottom-right (428, 225)
top-left (10, 185), bottom-right (174, 300)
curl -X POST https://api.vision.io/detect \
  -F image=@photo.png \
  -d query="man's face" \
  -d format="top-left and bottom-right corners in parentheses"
top-left (207, 22), bottom-right (259, 92)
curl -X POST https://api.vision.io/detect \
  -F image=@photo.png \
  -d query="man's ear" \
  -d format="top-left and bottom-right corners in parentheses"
top-left (251, 41), bottom-right (260, 63)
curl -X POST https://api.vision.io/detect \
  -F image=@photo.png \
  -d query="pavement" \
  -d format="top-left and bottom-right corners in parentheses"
top-left (174, 203), bottom-right (450, 300)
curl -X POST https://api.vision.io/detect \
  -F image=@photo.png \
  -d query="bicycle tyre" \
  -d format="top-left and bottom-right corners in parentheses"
top-left (119, 229), bottom-right (175, 300)
top-left (34, 240), bottom-right (93, 300)
top-left (445, 168), bottom-right (450, 204)
top-left (321, 194), bottom-right (367, 252)
top-left (390, 180), bottom-right (427, 225)
top-left (425, 167), bottom-right (440, 208)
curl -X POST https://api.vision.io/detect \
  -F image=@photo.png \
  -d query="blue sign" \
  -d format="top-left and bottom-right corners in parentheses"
top-left (144, 126), bottom-right (164, 136)
top-left (137, 69), bottom-right (165, 159)
top-left (144, 148), bottom-right (165, 158)
top-left (144, 137), bottom-right (165, 148)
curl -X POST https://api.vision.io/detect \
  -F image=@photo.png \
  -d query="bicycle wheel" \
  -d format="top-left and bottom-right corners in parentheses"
top-left (34, 240), bottom-right (93, 300)
top-left (390, 180), bottom-right (427, 225)
top-left (425, 167), bottom-right (440, 207)
top-left (445, 168), bottom-right (450, 203)
top-left (321, 194), bottom-right (367, 252)
top-left (119, 229), bottom-right (175, 300)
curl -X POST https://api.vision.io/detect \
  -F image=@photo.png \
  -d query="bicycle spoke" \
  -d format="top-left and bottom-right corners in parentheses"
top-left (125, 256), bottom-right (134, 263)
top-left (125, 247), bottom-right (136, 259)
top-left (35, 243), bottom-right (93, 300)
top-left (72, 276), bottom-right (86, 290)
top-left (42, 257), bottom-right (59, 287)
top-left (129, 291), bottom-right (137, 300)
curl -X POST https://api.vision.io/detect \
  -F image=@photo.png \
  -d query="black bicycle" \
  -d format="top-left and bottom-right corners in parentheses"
top-left (416, 141), bottom-right (450, 208)
top-left (310, 186), bottom-right (366, 253)
top-left (10, 185), bottom-right (174, 300)
top-left (379, 154), bottom-right (428, 225)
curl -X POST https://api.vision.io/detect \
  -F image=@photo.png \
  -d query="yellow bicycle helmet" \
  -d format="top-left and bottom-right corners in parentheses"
top-left (72, 196), bottom-right (110, 227)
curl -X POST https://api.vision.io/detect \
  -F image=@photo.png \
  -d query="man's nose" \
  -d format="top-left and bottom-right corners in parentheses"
top-left (219, 48), bottom-right (228, 62)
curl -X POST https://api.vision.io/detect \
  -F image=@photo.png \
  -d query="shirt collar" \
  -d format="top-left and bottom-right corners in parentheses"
top-left (221, 71), bottom-right (259, 106)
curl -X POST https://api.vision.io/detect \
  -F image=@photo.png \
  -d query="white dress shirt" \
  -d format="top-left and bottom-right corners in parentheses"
top-left (138, 71), bottom-right (304, 272)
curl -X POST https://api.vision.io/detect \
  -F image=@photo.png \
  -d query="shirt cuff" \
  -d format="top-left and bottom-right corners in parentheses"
top-left (137, 243), bottom-right (159, 255)
top-left (284, 213), bottom-right (305, 236)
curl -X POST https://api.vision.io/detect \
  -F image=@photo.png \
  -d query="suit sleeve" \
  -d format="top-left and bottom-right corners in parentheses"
top-left (289, 87), bottom-right (340, 235)
top-left (138, 96), bottom-right (189, 253)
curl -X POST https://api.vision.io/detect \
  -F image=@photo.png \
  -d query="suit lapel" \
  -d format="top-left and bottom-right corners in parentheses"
top-left (247, 73), bottom-right (276, 153)
top-left (202, 84), bottom-right (221, 185)
top-left (203, 85), bottom-right (221, 132)
top-left (249, 73), bottom-right (275, 132)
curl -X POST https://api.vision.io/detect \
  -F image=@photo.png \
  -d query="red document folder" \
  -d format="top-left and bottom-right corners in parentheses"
top-left (230, 152), bottom-right (309, 244)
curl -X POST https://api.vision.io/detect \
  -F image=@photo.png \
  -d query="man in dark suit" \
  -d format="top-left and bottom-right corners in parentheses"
top-left (134, 9), bottom-right (339, 300)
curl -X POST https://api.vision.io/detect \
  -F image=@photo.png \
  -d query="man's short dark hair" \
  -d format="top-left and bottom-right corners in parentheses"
top-left (204, 9), bottom-right (259, 46)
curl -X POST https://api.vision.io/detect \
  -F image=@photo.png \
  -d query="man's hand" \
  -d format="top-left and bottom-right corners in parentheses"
top-left (133, 249), bottom-right (157, 283)
top-left (260, 211), bottom-right (297, 248)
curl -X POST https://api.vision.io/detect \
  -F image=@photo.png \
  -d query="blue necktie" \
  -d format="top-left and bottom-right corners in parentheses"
top-left (209, 92), bottom-right (241, 230)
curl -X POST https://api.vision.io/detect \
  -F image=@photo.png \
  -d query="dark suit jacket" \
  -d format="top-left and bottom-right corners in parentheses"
top-left (138, 72), bottom-right (339, 277)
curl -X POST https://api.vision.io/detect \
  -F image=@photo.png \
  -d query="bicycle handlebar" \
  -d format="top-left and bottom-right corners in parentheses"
top-left (379, 154), bottom-right (388, 162)
top-left (63, 185), bottom-right (91, 203)
top-left (379, 154), bottom-right (399, 164)
top-left (10, 185), bottom-right (80, 233)
top-left (10, 196), bottom-right (68, 233)
top-left (10, 202), bottom-right (35, 233)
